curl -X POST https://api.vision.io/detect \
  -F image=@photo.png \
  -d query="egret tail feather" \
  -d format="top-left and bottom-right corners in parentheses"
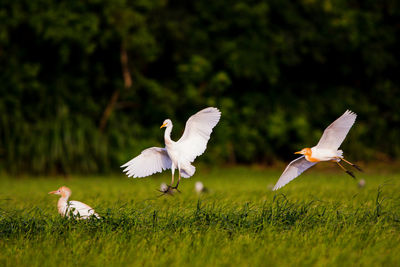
top-left (180, 164), bottom-right (196, 178)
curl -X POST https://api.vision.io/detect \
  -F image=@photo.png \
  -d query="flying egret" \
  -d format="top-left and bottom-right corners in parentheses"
top-left (48, 186), bottom-right (100, 219)
top-left (121, 107), bottom-right (221, 193)
top-left (273, 110), bottom-right (362, 190)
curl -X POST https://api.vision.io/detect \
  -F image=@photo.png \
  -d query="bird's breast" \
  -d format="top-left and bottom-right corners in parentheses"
top-left (305, 155), bottom-right (321, 162)
top-left (309, 147), bottom-right (338, 161)
top-left (166, 144), bottom-right (179, 158)
top-left (57, 199), bottom-right (68, 216)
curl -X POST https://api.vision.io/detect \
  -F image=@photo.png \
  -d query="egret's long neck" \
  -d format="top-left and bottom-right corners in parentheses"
top-left (57, 195), bottom-right (69, 215)
top-left (59, 193), bottom-right (70, 203)
top-left (164, 125), bottom-right (173, 145)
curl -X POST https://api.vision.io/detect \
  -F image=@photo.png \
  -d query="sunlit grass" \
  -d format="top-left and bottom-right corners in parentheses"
top-left (0, 166), bottom-right (399, 266)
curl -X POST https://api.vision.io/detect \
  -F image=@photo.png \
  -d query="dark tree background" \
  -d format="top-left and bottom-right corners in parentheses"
top-left (0, 0), bottom-right (399, 174)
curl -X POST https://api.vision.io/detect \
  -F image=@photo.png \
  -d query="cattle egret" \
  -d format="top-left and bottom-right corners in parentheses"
top-left (273, 110), bottom-right (362, 190)
top-left (121, 107), bottom-right (221, 194)
top-left (48, 186), bottom-right (100, 219)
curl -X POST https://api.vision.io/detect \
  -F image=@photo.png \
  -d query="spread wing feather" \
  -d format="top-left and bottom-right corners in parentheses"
top-left (273, 156), bottom-right (317, 190)
top-left (121, 147), bottom-right (172, 178)
top-left (176, 107), bottom-right (221, 162)
top-left (316, 110), bottom-right (357, 150)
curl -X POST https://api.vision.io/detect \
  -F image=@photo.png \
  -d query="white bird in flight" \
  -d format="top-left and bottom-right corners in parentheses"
top-left (121, 107), bottom-right (221, 193)
top-left (48, 186), bottom-right (100, 219)
top-left (273, 110), bottom-right (362, 190)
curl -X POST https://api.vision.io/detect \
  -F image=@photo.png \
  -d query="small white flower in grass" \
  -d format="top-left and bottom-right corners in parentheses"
top-left (195, 181), bottom-right (208, 194)
top-left (358, 179), bottom-right (366, 188)
top-left (160, 183), bottom-right (168, 192)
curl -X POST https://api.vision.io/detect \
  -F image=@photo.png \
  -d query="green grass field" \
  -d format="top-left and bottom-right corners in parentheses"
top-left (1, 166), bottom-right (399, 266)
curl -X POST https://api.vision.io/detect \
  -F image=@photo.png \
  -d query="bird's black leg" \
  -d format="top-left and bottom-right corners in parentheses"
top-left (341, 158), bottom-right (363, 172)
top-left (336, 161), bottom-right (356, 179)
top-left (157, 172), bottom-right (176, 195)
top-left (172, 171), bottom-right (181, 192)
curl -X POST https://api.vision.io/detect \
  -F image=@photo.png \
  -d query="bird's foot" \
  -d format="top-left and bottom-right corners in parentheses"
top-left (346, 170), bottom-right (356, 179)
top-left (171, 185), bottom-right (181, 193)
top-left (352, 164), bottom-right (363, 172)
top-left (158, 185), bottom-right (180, 196)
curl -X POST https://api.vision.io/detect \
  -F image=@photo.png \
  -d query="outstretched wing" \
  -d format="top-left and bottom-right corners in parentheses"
top-left (273, 156), bottom-right (317, 190)
top-left (121, 147), bottom-right (172, 178)
top-left (176, 107), bottom-right (221, 162)
top-left (316, 110), bottom-right (357, 150)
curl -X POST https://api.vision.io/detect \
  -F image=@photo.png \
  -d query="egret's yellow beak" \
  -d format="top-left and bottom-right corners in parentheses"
top-left (48, 190), bottom-right (58, 194)
top-left (160, 122), bottom-right (167, 128)
top-left (294, 151), bottom-right (302, 154)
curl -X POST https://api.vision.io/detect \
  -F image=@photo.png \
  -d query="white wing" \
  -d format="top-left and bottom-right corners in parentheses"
top-left (67, 200), bottom-right (100, 219)
top-left (121, 147), bottom-right (172, 178)
top-left (316, 110), bottom-right (357, 150)
top-left (273, 156), bottom-right (317, 190)
top-left (176, 107), bottom-right (221, 162)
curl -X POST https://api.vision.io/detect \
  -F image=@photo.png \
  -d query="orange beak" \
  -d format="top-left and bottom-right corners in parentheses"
top-left (160, 122), bottom-right (167, 128)
top-left (294, 151), bottom-right (302, 154)
top-left (48, 190), bottom-right (58, 194)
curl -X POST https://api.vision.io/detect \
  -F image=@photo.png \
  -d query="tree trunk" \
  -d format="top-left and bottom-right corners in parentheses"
top-left (99, 43), bottom-right (132, 132)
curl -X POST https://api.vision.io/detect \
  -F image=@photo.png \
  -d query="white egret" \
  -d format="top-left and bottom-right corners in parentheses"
top-left (48, 186), bottom-right (100, 219)
top-left (121, 107), bottom-right (221, 193)
top-left (273, 110), bottom-right (362, 190)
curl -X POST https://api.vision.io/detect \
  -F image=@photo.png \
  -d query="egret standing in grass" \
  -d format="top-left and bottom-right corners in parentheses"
top-left (48, 186), bottom-right (100, 219)
top-left (121, 107), bottom-right (221, 193)
top-left (273, 110), bottom-right (362, 190)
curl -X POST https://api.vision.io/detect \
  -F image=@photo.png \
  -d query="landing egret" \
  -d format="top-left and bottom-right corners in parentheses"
top-left (48, 186), bottom-right (100, 219)
top-left (121, 107), bottom-right (221, 193)
top-left (273, 110), bottom-right (362, 190)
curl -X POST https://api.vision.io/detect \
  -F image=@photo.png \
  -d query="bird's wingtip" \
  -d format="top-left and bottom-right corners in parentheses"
top-left (205, 106), bottom-right (221, 114)
top-left (344, 109), bottom-right (357, 116)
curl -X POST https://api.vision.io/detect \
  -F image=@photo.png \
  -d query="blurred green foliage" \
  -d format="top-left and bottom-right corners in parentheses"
top-left (0, 0), bottom-right (399, 174)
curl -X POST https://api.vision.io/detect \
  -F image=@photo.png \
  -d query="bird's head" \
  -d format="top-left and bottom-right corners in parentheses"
top-left (160, 119), bottom-right (172, 129)
top-left (295, 148), bottom-right (311, 156)
top-left (48, 186), bottom-right (72, 198)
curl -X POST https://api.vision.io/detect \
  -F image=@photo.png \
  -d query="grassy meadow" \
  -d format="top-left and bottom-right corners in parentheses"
top-left (0, 165), bottom-right (400, 266)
